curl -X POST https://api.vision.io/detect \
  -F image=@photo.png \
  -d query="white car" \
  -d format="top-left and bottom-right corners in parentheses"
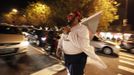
top-left (120, 34), bottom-right (134, 53)
top-left (0, 24), bottom-right (29, 65)
top-left (91, 35), bottom-right (120, 55)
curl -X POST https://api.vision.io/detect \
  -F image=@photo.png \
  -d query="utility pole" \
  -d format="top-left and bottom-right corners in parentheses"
top-left (125, 0), bottom-right (128, 19)
top-left (122, 0), bottom-right (128, 40)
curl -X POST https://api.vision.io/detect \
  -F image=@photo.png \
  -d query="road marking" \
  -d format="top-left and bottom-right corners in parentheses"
top-left (117, 73), bottom-right (123, 75)
top-left (118, 65), bottom-right (134, 73)
top-left (120, 56), bottom-right (134, 62)
top-left (119, 52), bottom-right (134, 59)
top-left (119, 60), bottom-right (134, 66)
top-left (29, 45), bottom-right (47, 54)
top-left (31, 63), bottom-right (65, 75)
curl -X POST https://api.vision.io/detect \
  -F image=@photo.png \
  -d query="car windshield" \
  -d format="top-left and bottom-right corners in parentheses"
top-left (128, 38), bottom-right (134, 42)
top-left (128, 35), bottom-right (134, 42)
top-left (0, 25), bottom-right (22, 34)
top-left (92, 36), bottom-right (102, 41)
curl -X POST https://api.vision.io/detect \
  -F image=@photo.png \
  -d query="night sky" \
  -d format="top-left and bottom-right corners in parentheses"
top-left (0, 0), bottom-right (35, 13)
top-left (0, 0), bottom-right (134, 30)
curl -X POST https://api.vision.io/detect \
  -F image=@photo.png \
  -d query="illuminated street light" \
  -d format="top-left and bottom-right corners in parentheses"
top-left (12, 8), bottom-right (18, 13)
top-left (3, 8), bottom-right (19, 24)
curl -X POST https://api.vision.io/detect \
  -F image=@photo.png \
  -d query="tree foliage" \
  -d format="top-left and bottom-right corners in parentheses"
top-left (89, 0), bottom-right (119, 31)
top-left (2, 0), bottom-right (119, 31)
top-left (25, 2), bottom-right (51, 26)
top-left (43, 0), bottom-right (92, 27)
top-left (45, 0), bottom-right (119, 30)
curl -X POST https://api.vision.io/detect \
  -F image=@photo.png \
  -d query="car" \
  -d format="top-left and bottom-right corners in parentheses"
top-left (0, 23), bottom-right (29, 65)
top-left (90, 35), bottom-right (120, 55)
top-left (17, 26), bottom-right (40, 46)
top-left (120, 35), bottom-right (134, 53)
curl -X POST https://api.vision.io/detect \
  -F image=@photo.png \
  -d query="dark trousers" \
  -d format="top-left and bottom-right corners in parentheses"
top-left (64, 52), bottom-right (87, 75)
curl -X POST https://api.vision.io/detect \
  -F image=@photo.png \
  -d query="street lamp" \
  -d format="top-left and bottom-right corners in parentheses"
top-left (122, 0), bottom-right (128, 40)
top-left (125, 0), bottom-right (128, 19)
top-left (12, 8), bottom-right (18, 13)
top-left (123, 0), bottom-right (128, 26)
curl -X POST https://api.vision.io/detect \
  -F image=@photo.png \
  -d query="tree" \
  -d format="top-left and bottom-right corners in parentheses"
top-left (25, 2), bottom-right (51, 26)
top-left (45, 0), bottom-right (92, 27)
top-left (2, 0), bottom-right (119, 30)
top-left (89, 0), bottom-right (119, 31)
top-left (45, 0), bottom-right (119, 30)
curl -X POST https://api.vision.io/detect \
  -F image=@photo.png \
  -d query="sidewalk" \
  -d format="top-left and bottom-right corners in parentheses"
top-left (29, 46), bottom-right (66, 75)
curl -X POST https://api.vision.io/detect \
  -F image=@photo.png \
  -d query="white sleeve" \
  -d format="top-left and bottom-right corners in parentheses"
top-left (77, 26), bottom-right (95, 57)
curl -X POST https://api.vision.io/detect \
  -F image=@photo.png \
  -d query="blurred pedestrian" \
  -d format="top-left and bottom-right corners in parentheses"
top-left (46, 30), bottom-right (57, 55)
top-left (35, 27), bottom-right (45, 47)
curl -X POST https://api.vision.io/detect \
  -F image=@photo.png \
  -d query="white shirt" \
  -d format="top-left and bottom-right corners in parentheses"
top-left (58, 24), bottom-right (94, 55)
top-left (57, 24), bottom-right (107, 69)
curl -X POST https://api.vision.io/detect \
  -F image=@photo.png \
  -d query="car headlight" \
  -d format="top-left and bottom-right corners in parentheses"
top-left (115, 45), bottom-right (120, 49)
top-left (20, 41), bottom-right (29, 46)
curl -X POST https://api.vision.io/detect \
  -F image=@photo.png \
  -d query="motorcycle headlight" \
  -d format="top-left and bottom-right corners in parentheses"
top-left (41, 37), bottom-right (46, 41)
top-left (21, 41), bottom-right (29, 46)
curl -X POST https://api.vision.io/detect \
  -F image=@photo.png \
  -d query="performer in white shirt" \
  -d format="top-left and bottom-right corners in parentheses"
top-left (56, 11), bottom-right (107, 75)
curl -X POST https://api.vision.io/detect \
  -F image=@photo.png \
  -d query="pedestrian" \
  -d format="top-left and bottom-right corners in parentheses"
top-left (46, 30), bottom-right (57, 55)
top-left (56, 11), bottom-right (107, 75)
top-left (35, 26), bottom-right (45, 47)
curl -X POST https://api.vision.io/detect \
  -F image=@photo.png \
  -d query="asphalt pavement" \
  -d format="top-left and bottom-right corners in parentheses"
top-left (0, 45), bottom-right (59, 75)
top-left (0, 46), bottom-right (134, 75)
top-left (55, 50), bottom-right (134, 75)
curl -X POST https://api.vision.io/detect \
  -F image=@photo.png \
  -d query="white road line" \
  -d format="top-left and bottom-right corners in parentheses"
top-left (118, 65), bottom-right (134, 73)
top-left (31, 63), bottom-right (65, 75)
top-left (119, 60), bottom-right (134, 66)
top-left (117, 73), bottom-right (123, 75)
top-left (119, 52), bottom-right (134, 59)
top-left (29, 45), bottom-right (47, 54)
top-left (120, 56), bottom-right (134, 62)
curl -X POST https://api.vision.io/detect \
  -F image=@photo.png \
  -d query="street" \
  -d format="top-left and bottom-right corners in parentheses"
top-left (0, 45), bottom-right (58, 75)
top-left (0, 46), bottom-right (134, 75)
top-left (118, 51), bottom-right (134, 75)
top-left (55, 50), bottom-right (134, 75)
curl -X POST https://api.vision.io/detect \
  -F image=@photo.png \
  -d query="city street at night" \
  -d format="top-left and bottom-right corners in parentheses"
top-left (0, 0), bottom-right (134, 75)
